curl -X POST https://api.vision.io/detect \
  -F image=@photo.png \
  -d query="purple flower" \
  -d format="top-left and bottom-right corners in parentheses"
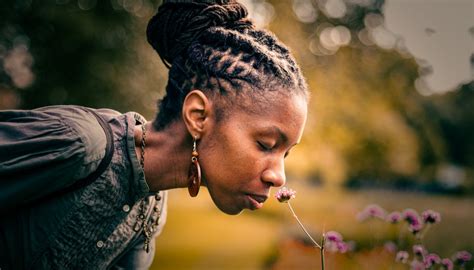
top-left (386, 211), bottom-right (402, 224)
top-left (325, 231), bottom-right (343, 243)
top-left (413, 244), bottom-right (426, 257)
top-left (335, 241), bottom-right (349, 253)
top-left (275, 187), bottom-right (296, 203)
top-left (395, 251), bottom-right (409, 263)
top-left (324, 231), bottom-right (348, 253)
top-left (441, 258), bottom-right (453, 270)
top-left (357, 204), bottom-right (386, 221)
top-left (408, 221), bottom-right (424, 234)
top-left (421, 209), bottom-right (441, 224)
top-left (402, 208), bottom-right (420, 225)
top-left (403, 209), bottom-right (423, 234)
top-left (424, 253), bottom-right (441, 268)
top-left (454, 250), bottom-right (472, 265)
top-left (325, 240), bottom-right (350, 253)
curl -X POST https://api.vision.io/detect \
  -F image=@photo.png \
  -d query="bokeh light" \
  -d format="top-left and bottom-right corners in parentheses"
top-left (239, 0), bottom-right (275, 28)
top-left (292, 0), bottom-right (318, 23)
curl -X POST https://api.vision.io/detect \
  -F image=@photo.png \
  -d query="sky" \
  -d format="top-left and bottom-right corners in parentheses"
top-left (384, 0), bottom-right (474, 94)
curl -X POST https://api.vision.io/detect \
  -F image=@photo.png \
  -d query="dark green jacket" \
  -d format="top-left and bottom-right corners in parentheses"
top-left (0, 105), bottom-right (167, 269)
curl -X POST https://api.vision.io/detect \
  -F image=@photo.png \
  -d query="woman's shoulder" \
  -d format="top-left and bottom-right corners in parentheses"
top-left (0, 105), bottom-right (117, 212)
top-left (31, 105), bottom-right (118, 179)
top-left (35, 105), bottom-right (108, 161)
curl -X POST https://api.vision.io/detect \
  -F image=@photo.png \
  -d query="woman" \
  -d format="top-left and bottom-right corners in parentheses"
top-left (0, 0), bottom-right (309, 269)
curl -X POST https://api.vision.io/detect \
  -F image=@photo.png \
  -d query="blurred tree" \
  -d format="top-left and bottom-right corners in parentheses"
top-left (0, 0), bottom-right (167, 116)
top-left (428, 82), bottom-right (474, 168)
top-left (267, 0), bottom-right (473, 191)
top-left (426, 82), bottom-right (474, 191)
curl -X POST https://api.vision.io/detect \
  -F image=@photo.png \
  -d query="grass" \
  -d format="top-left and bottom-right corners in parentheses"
top-left (151, 182), bottom-right (474, 270)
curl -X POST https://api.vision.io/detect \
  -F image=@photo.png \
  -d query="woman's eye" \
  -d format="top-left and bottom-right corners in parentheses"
top-left (257, 141), bottom-right (272, 151)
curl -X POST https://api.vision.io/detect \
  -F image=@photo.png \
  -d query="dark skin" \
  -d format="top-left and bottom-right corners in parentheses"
top-left (135, 89), bottom-right (307, 215)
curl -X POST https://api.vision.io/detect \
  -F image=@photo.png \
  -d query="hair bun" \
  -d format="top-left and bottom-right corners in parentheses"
top-left (147, 0), bottom-right (251, 67)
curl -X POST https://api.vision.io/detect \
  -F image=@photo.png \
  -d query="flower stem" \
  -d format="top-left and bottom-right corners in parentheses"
top-left (321, 234), bottom-right (325, 270)
top-left (418, 223), bottom-right (431, 241)
top-left (287, 202), bottom-right (322, 249)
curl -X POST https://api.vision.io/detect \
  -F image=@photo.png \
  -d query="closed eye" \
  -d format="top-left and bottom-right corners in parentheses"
top-left (257, 141), bottom-right (272, 152)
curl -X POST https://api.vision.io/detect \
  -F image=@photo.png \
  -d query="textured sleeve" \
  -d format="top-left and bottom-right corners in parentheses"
top-left (0, 106), bottom-right (106, 213)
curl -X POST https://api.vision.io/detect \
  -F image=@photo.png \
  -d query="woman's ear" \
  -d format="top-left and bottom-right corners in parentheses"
top-left (182, 90), bottom-right (211, 139)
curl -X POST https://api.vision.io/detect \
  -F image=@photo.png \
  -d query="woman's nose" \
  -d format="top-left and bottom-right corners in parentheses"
top-left (261, 159), bottom-right (286, 187)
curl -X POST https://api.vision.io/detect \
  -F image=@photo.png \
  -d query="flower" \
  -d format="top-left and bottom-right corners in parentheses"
top-left (275, 187), bottom-right (296, 203)
top-left (395, 251), bottom-right (409, 263)
top-left (441, 258), bottom-right (454, 270)
top-left (325, 240), bottom-right (350, 253)
top-left (413, 244), bottom-right (426, 257)
top-left (403, 209), bottom-right (423, 234)
top-left (324, 231), bottom-right (349, 253)
top-left (454, 250), bottom-right (472, 265)
top-left (421, 209), bottom-right (441, 224)
top-left (323, 231), bottom-right (354, 254)
top-left (357, 204), bottom-right (386, 221)
top-left (402, 208), bottom-right (420, 225)
top-left (424, 253), bottom-right (441, 268)
top-left (325, 231), bottom-right (343, 243)
top-left (386, 211), bottom-right (402, 224)
top-left (408, 221), bottom-right (423, 234)
top-left (335, 241), bottom-right (349, 253)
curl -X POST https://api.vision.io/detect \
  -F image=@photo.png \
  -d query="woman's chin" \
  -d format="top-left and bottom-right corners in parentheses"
top-left (219, 208), bottom-right (243, 216)
top-left (210, 195), bottom-right (243, 215)
top-left (214, 201), bottom-right (243, 215)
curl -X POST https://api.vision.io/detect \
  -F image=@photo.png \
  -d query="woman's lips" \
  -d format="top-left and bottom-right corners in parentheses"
top-left (246, 194), bottom-right (268, 210)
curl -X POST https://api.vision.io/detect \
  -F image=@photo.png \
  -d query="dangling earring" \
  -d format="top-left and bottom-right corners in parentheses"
top-left (188, 135), bottom-right (201, 197)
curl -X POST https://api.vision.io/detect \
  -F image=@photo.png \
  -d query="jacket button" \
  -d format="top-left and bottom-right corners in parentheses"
top-left (122, 204), bottom-right (130, 212)
top-left (96, 240), bottom-right (104, 248)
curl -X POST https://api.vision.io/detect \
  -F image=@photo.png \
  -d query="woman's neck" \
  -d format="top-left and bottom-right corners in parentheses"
top-left (134, 121), bottom-right (192, 192)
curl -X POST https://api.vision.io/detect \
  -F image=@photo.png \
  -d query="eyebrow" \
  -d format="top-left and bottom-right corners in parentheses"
top-left (275, 126), bottom-right (302, 147)
top-left (268, 126), bottom-right (289, 144)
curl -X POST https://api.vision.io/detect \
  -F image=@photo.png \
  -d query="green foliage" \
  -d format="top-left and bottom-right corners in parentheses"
top-left (0, 0), bottom-right (164, 113)
top-left (428, 82), bottom-right (474, 168)
top-left (268, 0), bottom-right (473, 191)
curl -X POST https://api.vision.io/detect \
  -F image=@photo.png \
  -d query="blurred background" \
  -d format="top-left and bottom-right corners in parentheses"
top-left (1, 0), bottom-right (473, 269)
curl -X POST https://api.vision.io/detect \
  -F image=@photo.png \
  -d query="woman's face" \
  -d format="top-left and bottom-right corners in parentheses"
top-left (198, 93), bottom-right (308, 215)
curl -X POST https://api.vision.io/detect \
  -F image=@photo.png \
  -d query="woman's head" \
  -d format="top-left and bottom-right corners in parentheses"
top-left (147, 0), bottom-right (309, 214)
top-left (147, 0), bottom-right (309, 130)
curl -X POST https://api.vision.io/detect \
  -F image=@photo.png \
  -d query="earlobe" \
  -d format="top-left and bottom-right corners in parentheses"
top-left (182, 90), bottom-right (210, 137)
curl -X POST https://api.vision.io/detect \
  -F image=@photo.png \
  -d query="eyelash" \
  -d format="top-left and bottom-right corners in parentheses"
top-left (257, 141), bottom-right (273, 152)
top-left (257, 141), bottom-right (291, 158)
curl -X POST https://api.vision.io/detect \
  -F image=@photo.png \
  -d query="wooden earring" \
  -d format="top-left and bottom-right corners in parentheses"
top-left (187, 136), bottom-right (201, 197)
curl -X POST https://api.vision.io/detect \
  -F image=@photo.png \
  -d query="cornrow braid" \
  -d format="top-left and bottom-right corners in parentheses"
top-left (147, 0), bottom-right (308, 130)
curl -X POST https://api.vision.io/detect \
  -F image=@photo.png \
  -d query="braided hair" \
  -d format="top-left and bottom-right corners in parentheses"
top-left (147, 0), bottom-right (308, 130)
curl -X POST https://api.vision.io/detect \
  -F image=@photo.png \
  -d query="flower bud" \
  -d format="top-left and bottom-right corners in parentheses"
top-left (275, 187), bottom-right (296, 203)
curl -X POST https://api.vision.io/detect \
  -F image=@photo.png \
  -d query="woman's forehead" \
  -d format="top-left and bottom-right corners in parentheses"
top-left (220, 93), bottom-right (307, 140)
